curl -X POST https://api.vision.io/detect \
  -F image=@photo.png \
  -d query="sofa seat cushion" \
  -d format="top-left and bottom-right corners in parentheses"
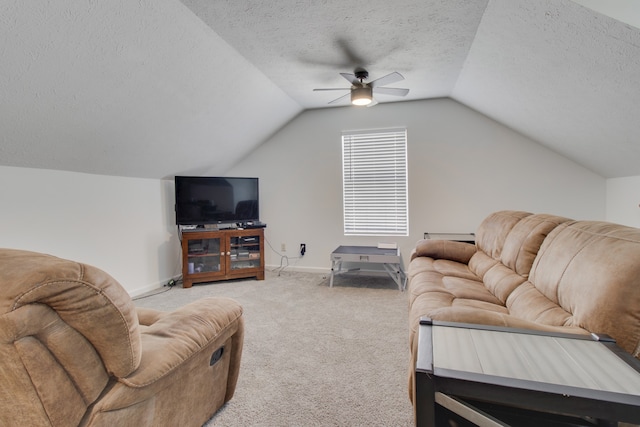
top-left (410, 277), bottom-right (504, 310)
top-left (409, 257), bottom-right (480, 281)
top-left (408, 263), bottom-right (506, 349)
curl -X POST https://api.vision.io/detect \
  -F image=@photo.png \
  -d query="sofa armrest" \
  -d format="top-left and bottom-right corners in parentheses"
top-left (411, 239), bottom-right (477, 264)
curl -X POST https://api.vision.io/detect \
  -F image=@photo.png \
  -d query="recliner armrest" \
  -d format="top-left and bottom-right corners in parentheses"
top-left (83, 297), bottom-right (244, 422)
top-left (123, 297), bottom-right (243, 387)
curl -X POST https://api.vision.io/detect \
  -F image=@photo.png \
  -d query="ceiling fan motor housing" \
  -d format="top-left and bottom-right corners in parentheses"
top-left (354, 69), bottom-right (369, 81)
top-left (351, 85), bottom-right (373, 105)
top-left (314, 68), bottom-right (407, 106)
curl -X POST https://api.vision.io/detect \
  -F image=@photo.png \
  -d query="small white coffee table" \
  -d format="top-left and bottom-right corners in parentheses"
top-left (329, 245), bottom-right (406, 291)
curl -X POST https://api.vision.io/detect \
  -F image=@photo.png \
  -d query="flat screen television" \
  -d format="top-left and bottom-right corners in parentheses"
top-left (175, 176), bottom-right (259, 226)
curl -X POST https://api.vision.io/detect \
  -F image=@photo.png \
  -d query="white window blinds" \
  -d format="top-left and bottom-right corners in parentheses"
top-left (342, 128), bottom-right (408, 236)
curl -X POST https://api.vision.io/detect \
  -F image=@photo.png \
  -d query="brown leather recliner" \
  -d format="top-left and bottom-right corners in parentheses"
top-left (0, 249), bottom-right (244, 426)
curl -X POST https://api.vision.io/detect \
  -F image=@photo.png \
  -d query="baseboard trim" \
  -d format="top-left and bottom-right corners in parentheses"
top-left (265, 265), bottom-right (330, 275)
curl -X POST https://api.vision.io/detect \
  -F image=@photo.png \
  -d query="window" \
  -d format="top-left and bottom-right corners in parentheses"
top-left (342, 128), bottom-right (408, 236)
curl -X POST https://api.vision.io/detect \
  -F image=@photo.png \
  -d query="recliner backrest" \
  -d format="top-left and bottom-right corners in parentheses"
top-left (0, 249), bottom-right (142, 426)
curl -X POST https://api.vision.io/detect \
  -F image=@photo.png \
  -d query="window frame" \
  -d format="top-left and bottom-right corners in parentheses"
top-left (341, 128), bottom-right (409, 237)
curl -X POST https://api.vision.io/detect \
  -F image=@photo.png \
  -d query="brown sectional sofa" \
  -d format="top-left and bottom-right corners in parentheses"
top-left (407, 210), bottom-right (640, 401)
top-left (0, 249), bottom-right (244, 426)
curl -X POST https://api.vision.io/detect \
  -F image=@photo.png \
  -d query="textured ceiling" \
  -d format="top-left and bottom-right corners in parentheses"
top-left (1, 0), bottom-right (639, 179)
top-left (0, 0), bottom-right (301, 179)
top-left (453, 1), bottom-right (640, 178)
top-left (180, 0), bottom-right (488, 106)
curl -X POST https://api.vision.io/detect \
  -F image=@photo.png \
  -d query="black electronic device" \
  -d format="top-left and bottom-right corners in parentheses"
top-left (243, 221), bottom-right (266, 229)
top-left (175, 176), bottom-right (259, 226)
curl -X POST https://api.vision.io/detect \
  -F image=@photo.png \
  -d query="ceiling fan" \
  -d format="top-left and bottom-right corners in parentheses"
top-left (313, 68), bottom-right (409, 106)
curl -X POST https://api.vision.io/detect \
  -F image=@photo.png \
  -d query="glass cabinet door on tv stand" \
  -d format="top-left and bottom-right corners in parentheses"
top-left (229, 233), bottom-right (263, 273)
top-left (181, 228), bottom-right (265, 288)
top-left (187, 238), bottom-right (221, 273)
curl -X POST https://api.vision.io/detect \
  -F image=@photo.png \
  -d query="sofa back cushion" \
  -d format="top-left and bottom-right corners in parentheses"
top-left (475, 211), bottom-right (532, 262)
top-left (500, 213), bottom-right (572, 277)
top-left (472, 211), bottom-right (571, 303)
top-left (525, 221), bottom-right (640, 357)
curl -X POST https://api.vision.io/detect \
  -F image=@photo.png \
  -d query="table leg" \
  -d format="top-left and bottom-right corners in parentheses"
top-left (415, 370), bottom-right (436, 427)
top-left (329, 260), bottom-right (341, 287)
top-left (382, 263), bottom-right (406, 291)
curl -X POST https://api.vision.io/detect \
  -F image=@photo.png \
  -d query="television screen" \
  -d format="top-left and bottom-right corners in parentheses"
top-left (175, 176), bottom-right (259, 225)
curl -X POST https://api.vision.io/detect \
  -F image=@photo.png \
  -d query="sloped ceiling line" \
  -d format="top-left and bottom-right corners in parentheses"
top-left (0, 0), bottom-right (639, 179)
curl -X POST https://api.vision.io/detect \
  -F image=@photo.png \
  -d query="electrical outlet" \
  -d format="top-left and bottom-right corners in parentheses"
top-left (281, 243), bottom-right (286, 252)
top-left (300, 243), bottom-right (306, 256)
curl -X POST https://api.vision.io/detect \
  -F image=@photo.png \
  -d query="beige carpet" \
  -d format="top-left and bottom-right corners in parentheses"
top-left (134, 270), bottom-right (414, 427)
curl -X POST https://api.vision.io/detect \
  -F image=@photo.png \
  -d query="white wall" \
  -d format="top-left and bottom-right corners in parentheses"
top-left (0, 166), bottom-right (180, 296)
top-left (227, 98), bottom-right (606, 272)
top-left (606, 175), bottom-right (640, 227)
top-left (0, 98), bottom-right (610, 291)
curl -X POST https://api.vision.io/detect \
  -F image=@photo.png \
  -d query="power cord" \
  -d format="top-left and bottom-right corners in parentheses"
top-left (265, 237), bottom-right (301, 276)
top-left (132, 277), bottom-right (180, 301)
top-left (132, 284), bottom-right (172, 300)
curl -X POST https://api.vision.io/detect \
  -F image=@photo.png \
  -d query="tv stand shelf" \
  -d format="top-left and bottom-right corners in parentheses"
top-left (181, 228), bottom-right (265, 288)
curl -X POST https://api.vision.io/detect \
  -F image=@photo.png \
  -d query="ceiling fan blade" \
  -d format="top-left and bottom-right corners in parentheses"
top-left (373, 87), bottom-right (409, 97)
top-left (366, 98), bottom-right (379, 108)
top-left (297, 38), bottom-right (367, 69)
top-left (369, 72), bottom-right (404, 88)
top-left (313, 88), bottom-right (350, 91)
top-left (336, 38), bottom-right (368, 67)
top-left (340, 73), bottom-right (358, 85)
top-left (328, 92), bottom-right (351, 104)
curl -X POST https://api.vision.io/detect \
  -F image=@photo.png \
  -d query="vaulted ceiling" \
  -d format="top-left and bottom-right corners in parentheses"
top-left (1, 0), bottom-right (639, 179)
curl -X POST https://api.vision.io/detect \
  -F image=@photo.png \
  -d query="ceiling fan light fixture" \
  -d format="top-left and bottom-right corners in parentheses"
top-left (351, 86), bottom-right (372, 106)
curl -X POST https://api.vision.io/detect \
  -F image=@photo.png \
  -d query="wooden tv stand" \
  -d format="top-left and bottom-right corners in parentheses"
top-left (181, 228), bottom-right (265, 288)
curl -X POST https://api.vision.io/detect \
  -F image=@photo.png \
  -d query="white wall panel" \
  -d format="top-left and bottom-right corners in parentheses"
top-left (227, 99), bottom-right (605, 272)
top-left (606, 176), bottom-right (640, 228)
top-left (0, 166), bottom-right (180, 295)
